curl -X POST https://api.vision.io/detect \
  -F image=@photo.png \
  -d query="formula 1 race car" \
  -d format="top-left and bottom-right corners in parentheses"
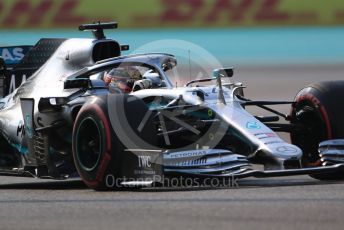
top-left (0, 22), bottom-right (344, 190)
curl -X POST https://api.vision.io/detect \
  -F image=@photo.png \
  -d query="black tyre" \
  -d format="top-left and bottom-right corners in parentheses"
top-left (290, 81), bottom-right (344, 180)
top-left (72, 94), bottom-right (156, 190)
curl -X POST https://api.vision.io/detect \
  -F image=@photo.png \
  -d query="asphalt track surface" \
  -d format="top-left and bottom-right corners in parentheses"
top-left (1, 65), bottom-right (344, 230)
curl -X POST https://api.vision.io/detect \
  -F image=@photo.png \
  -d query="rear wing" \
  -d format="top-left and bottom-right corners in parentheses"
top-left (0, 21), bottom-right (127, 98)
top-left (0, 39), bottom-right (66, 98)
top-left (0, 45), bottom-right (32, 98)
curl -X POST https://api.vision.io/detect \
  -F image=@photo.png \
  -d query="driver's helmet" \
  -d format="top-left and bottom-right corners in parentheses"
top-left (142, 70), bottom-right (163, 87)
top-left (104, 67), bottom-right (141, 93)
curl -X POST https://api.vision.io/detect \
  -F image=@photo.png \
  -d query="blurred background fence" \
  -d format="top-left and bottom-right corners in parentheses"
top-left (0, 0), bottom-right (344, 66)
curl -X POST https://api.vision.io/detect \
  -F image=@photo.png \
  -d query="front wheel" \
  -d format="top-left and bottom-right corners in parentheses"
top-left (290, 81), bottom-right (344, 180)
top-left (72, 94), bottom-right (157, 190)
top-left (72, 95), bottom-right (122, 190)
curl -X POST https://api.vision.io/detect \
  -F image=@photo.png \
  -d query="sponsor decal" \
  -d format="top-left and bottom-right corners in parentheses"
top-left (8, 74), bottom-right (27, 94)
top-left (0, 47), bottom-right (27, 65)
top-left (25, 114), bottom-right (33, 138)
top-left (134, 169), bottom-right (156, 175)
top-left (169, 150), bottom-right (207, 159)
top-left (138, 155), bottom-right (152, 168)
top-left (166, 157), bottom-right (207, 167)
top-left (254, 132), bottom-right (277, 139)
top-left (276, 146), bottom-right (298, 154)
top-left (165, 150), bottom-right (217, 167)
top-left (264, 141), bottom-right (284, 145)
top-left (135, 155), bottom-right (157, 175)
top-left (246, 121), bottom-right (261, 129)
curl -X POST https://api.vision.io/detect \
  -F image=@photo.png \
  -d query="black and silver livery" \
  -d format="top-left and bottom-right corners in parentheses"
top-left (0, 22), bottom-right (344, 190)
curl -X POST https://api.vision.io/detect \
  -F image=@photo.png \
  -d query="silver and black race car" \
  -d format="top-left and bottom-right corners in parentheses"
top-left (0, 22), bottom-right (344, 190)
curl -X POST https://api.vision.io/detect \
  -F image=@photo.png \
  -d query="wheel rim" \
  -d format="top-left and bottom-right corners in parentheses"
top-left (76, 117), bottom-right (102, 171)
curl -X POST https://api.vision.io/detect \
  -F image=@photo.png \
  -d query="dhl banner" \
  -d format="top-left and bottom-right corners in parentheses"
top-left (0, 0), bottom-right (343, 29)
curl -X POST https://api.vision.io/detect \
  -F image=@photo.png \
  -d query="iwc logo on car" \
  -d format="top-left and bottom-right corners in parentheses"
top-left (138, 155), bottom-right (152, 168)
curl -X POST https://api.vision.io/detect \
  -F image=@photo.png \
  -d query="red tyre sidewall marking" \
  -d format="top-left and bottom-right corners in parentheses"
top-left (73, 104), bottom-right (112, 188)
top-left (293, 93), bottom-right (332, 167)
top-left (295, 93), bottom-right (332, 139)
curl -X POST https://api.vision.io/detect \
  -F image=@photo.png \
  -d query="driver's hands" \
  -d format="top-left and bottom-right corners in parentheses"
top-left (132, 79), bottom-right (152, 92)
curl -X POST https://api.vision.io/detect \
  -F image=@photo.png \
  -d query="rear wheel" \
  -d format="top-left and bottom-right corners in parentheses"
top-left (291, 81), bottom-right (344, 180)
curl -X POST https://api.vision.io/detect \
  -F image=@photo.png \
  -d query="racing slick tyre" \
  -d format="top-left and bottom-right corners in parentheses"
top-left (290, 81), bottom-right (344, 180)
top-left (72, 94), bottom-right (157, 190)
